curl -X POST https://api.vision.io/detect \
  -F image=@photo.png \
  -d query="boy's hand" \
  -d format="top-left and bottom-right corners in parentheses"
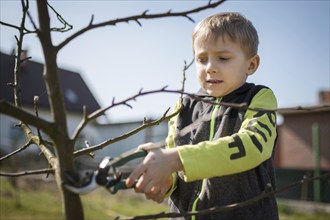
top-left (142, 175), bottom-right (173, 203)
top-left (125, 143), bottom-right (182, 203)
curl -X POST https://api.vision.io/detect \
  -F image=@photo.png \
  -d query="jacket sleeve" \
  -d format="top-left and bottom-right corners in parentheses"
top-left (177, 88), bottom-right (277, 182)
top-left (163, 101), bottom-right (181, 197)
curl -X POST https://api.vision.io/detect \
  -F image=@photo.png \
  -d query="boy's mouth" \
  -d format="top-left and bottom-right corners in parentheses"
top-left (206, 79), bottom-right (223, 84)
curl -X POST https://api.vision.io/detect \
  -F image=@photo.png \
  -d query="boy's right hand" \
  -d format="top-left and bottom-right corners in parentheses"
top-left (142, 175), bottom-right (173, 203)
top-left (126, 143), bottom-right (182, 203)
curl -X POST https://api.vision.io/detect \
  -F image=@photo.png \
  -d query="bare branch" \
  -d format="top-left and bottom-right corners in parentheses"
top-left (0, 99), bottom-right (56, 138)
top-left (71, 57), bottom-right (189, 142)
top-left (0, 21), bottom-right (21, 31)
top-left (0, 140), bottom-right (33, 161)
top-left (46, 1), bottom-right (73, 32)
top-left (0, 1), bottom-right (36, 34)
top-left (71, 86), bottom-right (330, 144)
top-left (12, 121), bottom-right (57, 168)
top-left (118, 172), bottom-right (330, 220)
top-left (56, 0), bottom-right (226, 51)
top-left (89, 15), bottom-right (94, 26)
top-left (0, 168), bottom-right (55, 177)
top-left (33, 96), bottom-right (44, 141)
top-left (71, 88), bottom-right (175, 142)
top-left (13, 0), bottom-right (30, 108)
top-left (74, 106), bottom-right (181, 157)
top-left (26, 9), bottom-right (38, 31)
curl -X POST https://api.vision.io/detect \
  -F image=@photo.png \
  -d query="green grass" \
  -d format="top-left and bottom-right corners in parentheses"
top-left (1, 178), bottom-right (329, 219)
top-left (0, 178), bottom-right (168, 219)
top-left (1, 179), bottom-right (63, 219)
top-left (278, 203), bottom-right (330, 220)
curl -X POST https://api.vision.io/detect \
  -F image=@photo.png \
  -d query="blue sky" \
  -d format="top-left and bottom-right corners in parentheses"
top-left (1, 0), bottom-right (329, 122)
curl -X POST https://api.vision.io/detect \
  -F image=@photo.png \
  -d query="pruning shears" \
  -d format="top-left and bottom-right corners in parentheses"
top-left (64, 150), bottom-right (147, 195)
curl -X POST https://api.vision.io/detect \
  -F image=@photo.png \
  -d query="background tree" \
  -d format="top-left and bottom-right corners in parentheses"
top-left (0, 0), bottom-right (225, 219)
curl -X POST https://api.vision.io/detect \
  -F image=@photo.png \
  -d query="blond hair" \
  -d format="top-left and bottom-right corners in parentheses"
top-left (193, 12), bottom-right (259, 58)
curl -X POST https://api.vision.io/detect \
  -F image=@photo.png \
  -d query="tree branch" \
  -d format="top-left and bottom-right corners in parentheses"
top-left (0, 168), bottom-right (55, 177)
top-left (0, 21), bottom-right (21, 31)
top-left (56, 0), bottom-right (226, 51)
top-left (71, 55), bottom-right (190, 142)
top-left (0, 140), bottom-right (33, 162)
top-left (0, 1), bottom-right (37, 34)
top-left (118, 172), bottom-right (330, 220)
top-left (71, 86), bottom-right (330, 144)
top-left (0, 99), bottom-right (57, 139)
top-left (74, 106), bottom-right (181, 157)
top-left (46, 1), bottom-right (72, 32)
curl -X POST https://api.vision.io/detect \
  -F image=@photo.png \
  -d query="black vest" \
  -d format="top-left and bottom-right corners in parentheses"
top-left (169, 83), bottom-right (278, 220)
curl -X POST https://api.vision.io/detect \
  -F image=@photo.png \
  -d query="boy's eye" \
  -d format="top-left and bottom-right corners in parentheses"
top-left (219, 57), bottom-right (229, 61)
top-left (196, 57), bottom-right (207, 63)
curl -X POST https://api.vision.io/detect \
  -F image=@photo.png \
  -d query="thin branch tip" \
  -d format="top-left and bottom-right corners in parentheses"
top-left (135, 20), bottom-right (142, 26)
top-left (185, 15), bottom-right (195, 23)
top-left (89, 14), bottom-right (94, 25)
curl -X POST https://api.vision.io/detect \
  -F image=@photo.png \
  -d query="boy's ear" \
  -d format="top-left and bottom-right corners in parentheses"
top-left (246, 55), bottom-right (260, 76)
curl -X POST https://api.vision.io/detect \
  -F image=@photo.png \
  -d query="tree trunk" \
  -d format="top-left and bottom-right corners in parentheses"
top-left (36, 1), bottom-right (85, 219)
top-left (55, 155), bottom-right (84, 220)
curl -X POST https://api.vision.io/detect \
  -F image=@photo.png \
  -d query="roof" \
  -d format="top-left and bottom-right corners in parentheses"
top-left (277, 105), bottom-right (330, 115)
top-left (0, 52), bottom-right (101, 113)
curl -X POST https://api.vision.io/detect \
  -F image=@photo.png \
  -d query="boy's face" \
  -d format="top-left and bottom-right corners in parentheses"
top-left (194, 34), bottom-right (259, 97)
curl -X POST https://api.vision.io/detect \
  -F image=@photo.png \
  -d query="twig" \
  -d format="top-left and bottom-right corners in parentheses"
top-left (72, 58), bottom-right (193, 155)
top-left (117, 172), bottom-right (330, 220)
top-left (56, 0), bottom-right (226, 51)
top-left (33, 96), bottom-right (43, 141)
top-left (0, 99), bottom-right (56, 139)
top-left (180, 59), bottom-right (192, 98)
top-left (13, 0), bottom-right (30, 108)
top-left (22, 0), bottom-right (36, 32)
top-left (0, 140), bottom-right (33, 161)
top-left (0, 21), bottom-right (21, 31)
top-left (71, 88), bottom-right (330, 144)
top-left (74, 107), bottom-right (181, 157)
top-left (0, 1), bottom-right (36, 34)
top-left (0, 168), bottom-right (55, 177)
top-left (46, 1), bottom-right (73, 32)
top-left (71, 57), bottom-right (191, 144)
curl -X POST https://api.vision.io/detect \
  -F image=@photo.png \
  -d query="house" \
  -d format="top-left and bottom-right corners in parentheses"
top-left (275, 91), bottom-right (330, 203)
top-left (0, 51), bottom-right (167, 169)
top-left (0, 51), bottom-right (102, 156)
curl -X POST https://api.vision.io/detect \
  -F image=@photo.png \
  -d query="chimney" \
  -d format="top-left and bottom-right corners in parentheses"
top-left (318, 90), bottom-right (330, 104)
top-left (11, 48), bottom-right (29, 69)
top-left (20, 50), bottom-right (28, 69)
top-left (20, 50), bottom-right (27, 60)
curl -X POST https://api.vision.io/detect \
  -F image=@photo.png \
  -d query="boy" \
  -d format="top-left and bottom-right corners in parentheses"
top-left (126, 12), bottom-right (278, 220)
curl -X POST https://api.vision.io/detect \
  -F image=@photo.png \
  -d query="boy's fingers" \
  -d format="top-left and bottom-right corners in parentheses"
top-left (137, 142), bottom-right (159, 151)
top-left (125, 164), bottom-right (144, 187)
top-left (135, 174), bottom-right (149, 193)
top-left (143, 180), bottom-right (158, 195)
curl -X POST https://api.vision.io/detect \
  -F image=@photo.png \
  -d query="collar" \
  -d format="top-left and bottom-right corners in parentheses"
top-left (195, 83), bottom-right (255, 100)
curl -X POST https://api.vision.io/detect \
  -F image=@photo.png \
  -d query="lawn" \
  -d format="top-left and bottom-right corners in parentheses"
top-left (0, 177), bottom-right (168, 219)
top-left (1, 177), bottom-right (329, 219)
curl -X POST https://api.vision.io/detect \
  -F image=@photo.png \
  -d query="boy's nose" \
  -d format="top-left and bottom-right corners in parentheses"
top-left (206, 61), bottom-right (218, 74)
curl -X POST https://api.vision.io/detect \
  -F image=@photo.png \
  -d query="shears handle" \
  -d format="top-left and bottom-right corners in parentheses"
top-left (96, 150), bottom-right (147, 194)
top-left (111, 149), bottom-right (147, 169)
top-left (108, 179), bottom-right (133, 194)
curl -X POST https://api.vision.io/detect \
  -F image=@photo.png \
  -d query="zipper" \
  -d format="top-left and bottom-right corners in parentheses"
top-left (191, 98), bottom-right (221, 220)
